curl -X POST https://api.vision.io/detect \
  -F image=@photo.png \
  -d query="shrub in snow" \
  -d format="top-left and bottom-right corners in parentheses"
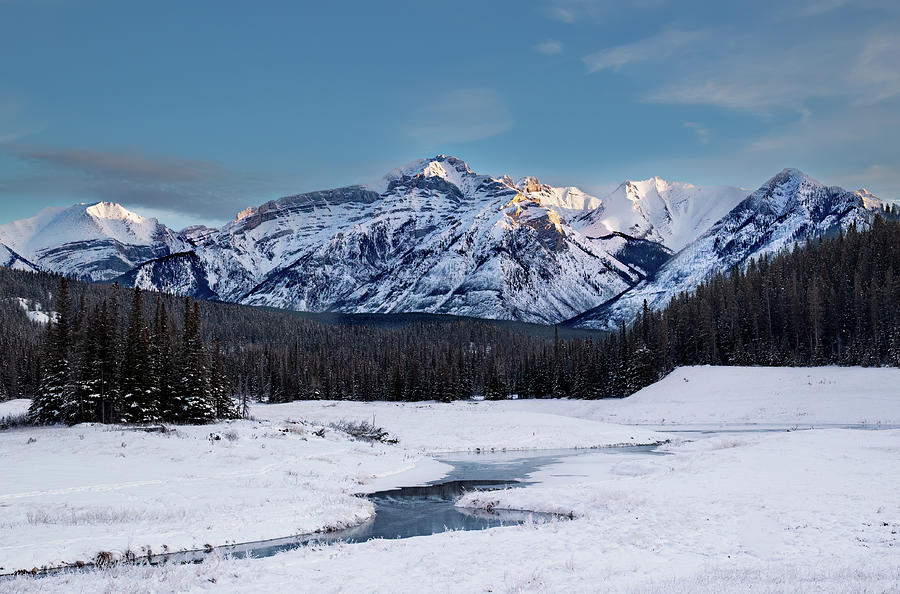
top-left (328, 420), bottom-right (397, 444)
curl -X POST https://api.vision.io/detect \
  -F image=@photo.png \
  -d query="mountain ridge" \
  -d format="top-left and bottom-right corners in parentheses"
top-left (0, 156), bottom-right (888, 327)
top-left (567, 167), bottom-right (882, 330)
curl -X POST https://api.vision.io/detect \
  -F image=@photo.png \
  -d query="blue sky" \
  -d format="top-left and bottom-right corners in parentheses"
top-left (0, 0), bottom-right (898, 229)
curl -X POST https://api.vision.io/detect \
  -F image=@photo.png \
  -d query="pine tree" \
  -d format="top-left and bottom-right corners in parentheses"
top-left (98, 285), bottom-right (122, 422)
top-left (152, 299), bottom-right (179, 422)
top-left (120, 288), bottom-right (158, 423)
top-left (178, 300), bottom-right (215, 423)
top-left (210, 338), bottom-right (237, 419)
top-left (627, 343), bottom-right (656, 393)
top-left (71, 304), bottom-right (106, 423)
top-left (30, 277), bottom-right (73, 424)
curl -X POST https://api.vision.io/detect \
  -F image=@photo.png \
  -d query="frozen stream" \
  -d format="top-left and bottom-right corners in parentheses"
top-left (150, 445), bottom-right (660, 565)
top-left (2, 445), bottom-right (661, 578)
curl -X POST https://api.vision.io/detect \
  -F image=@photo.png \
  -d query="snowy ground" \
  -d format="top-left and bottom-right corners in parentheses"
top-left (495, 365), bottom-right (900, 427)
top-left (251, 400), bottom-right (669, 452)
top-left (0, 419), bottom-right (445, 573)
top-left (2, 366), bottom-right (899, 592)
top-left (0, 399), bottom-right (29, 422)
top-left (0, 399), bottom-right (664, 573)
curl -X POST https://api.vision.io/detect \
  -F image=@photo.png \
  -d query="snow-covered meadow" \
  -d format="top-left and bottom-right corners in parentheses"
top-left (2, 366), bottom-right (899, 592)
top-left (0, 418), bottom-right (438, 572)
top-left (0, 397), bottom-right (665, 573)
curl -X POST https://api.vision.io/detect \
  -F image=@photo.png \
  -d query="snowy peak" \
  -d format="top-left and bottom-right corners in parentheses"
top-left (0, 201), bottom-right (166, 256)
top-left (741, 168), bottom-right (875, 226)
top-left (509, 177), bottom-right (602, 215)
top-left (571, 168), bottom-right (880, 330)
top-left (377, 155), bottom-right (482, 194)
top-left (855, 188), bottom-right (885, 210)
top-left (85, 201), bottom-right (146, 223)
top-left (516, 176), bottom-right (544, 194)
top-left (0, 201), bottom-right (182, 281)
top-left (577, 176), bottom-right (747, 252)
top-left (749, 168), bottom-right (820, 213)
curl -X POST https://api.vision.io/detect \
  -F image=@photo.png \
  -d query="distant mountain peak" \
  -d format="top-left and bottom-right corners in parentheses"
top-left (516, 176), bottom-right (545, 194)
top-left (0, 200), bottom-right (182, 281)
top-left (855, 188), bottom-right (885, 210)
top-left (83, 201), bottom-right (151, 224)
top-left (384, 155), bottom-right (473, 181)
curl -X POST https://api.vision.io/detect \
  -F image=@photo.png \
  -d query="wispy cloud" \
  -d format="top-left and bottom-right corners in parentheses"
top-left (0, 144), bottom-right (274, 220)
top-left (683, 122), bottom-right (712, 144)
top-left (579, 5), bottom-right (900, 116)
top-left (851, 33), bottom-right (900, 104)
top-left (778, 0), bottom-right (850, 18)
top-left (545, 0), bottom-right (666, 23)
top-left (534, 40), bottom-right (563, 55)
top-left (11, 145), bottom-right (220, 182)
top-left (583, 29), bottom-right (706, 72)
top-left (407, 88), bottom-right (513, 144)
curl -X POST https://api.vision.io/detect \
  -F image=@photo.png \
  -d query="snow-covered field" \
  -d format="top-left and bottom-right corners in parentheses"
top-left (252, 399), bottom-right (669, 452)
top-left (0, 398), bottom-right (664, 573)
top-left (477, 365), bottom-right (900, 427)
top-left (2, 366), bottom-right (899, 592)
top-left (0, 419), bottom-right (443, 572)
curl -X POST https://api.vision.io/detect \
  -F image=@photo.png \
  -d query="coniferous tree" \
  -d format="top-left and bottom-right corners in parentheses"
top-left (152, 298), bottom-right (178, 422)
top-left (178, 300), bottom-right (215, 423)
top-left (210, 338), bottom-right (237, 419)
top-left (120, 287), bottom-right (157, 423)
top-left (30, 277), bottom-right (72, 424)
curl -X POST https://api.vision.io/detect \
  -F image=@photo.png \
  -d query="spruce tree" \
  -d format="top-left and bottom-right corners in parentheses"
top-left (71, 304), bottom-right (106, 423)
top-left (210, 338), bottom-right (237, 419)
top-left (152, 298), bottom-right (179, 422)
top-left (120, 288), bottom-right (158, 423)
top-left (178, 299), bottom-right (215, 423)
top-left (30, 277), bottom-right (73, 424)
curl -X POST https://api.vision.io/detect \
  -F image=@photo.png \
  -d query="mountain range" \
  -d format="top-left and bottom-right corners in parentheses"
top-left (0, 156), bottom-right (889, 328)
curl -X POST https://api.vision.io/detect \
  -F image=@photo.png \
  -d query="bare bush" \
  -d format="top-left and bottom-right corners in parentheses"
top-left (328, 420), bottom-right (396, 444)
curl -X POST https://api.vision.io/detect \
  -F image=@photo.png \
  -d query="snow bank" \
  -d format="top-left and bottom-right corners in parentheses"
top-left (251, 400), bottom-right (669, 452)
top-left (15, 297), bottom-right (53, 324)
top-left (0, 399), bottom-right (29, 420)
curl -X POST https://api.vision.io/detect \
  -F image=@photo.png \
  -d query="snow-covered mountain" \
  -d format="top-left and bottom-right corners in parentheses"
top-left (0, 158), bottom-right (884, 327)
top-left (0, 202), bottom-right (183, 281)
top-left (575, 177), bottom-right (748, 252)
top-left (568, 168), bottom-right (882, 330)
top-left (125, 156), bottom-right (677, 324)
top-left (0, 242), bottom-right (37, 272)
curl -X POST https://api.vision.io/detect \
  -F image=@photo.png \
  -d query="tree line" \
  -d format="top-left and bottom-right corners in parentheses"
top-left (29, 279), bottom-right (236, 424)
top-left (601, 216), bottom-right (900, 395)
top-left (1, 217), bottom-right (898, 423)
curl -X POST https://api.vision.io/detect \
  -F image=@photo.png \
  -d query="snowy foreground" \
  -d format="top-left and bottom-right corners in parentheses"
top-left (2, 366), bottom-right (900, 592)
top-left (0, 397), bottom-right (664, 573)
